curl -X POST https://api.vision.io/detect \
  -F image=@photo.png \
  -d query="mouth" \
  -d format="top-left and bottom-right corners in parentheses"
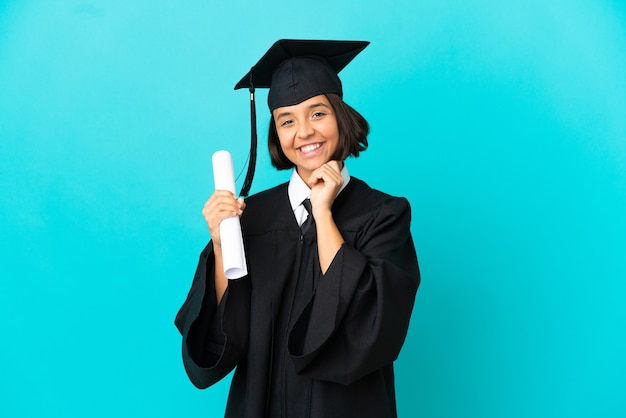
top-left (298, 143), bottom-right (322, 154)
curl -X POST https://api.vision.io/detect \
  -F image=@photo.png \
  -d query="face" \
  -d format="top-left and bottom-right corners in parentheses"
top-left (272, 94), bottom-right (339, 181)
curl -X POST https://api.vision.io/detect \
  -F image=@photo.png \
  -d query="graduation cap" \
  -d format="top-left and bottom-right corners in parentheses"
top-left (234, 39), bottom-right (370, 196)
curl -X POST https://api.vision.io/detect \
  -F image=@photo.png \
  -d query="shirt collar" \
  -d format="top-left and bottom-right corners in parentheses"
top-left (288, 164), bottom-right (351, 211)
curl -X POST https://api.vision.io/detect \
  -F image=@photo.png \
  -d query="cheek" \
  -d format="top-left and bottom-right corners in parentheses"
top-left (276, 132), bottom-right (292, 152)
top-left (324, 124), bottom-right (340, 145)
top-left (324, 118), bottom-right (340, 140)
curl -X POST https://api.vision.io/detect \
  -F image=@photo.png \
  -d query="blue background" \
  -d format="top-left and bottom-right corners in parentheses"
top-left (1, 1), bottom-right (625, 417)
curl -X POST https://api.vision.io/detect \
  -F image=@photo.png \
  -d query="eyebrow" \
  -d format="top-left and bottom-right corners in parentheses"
top-left (275, 102), bottom-right (330, 120)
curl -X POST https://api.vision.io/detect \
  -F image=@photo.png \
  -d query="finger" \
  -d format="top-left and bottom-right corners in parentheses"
top-left (326, 160), bottom-right (342, 174)
top-left (202, 192), bottom-right (243, 226)
top-left (308, 165), bottom-right (342, 189)
top-left (307, 164), bottom-right (331, 184)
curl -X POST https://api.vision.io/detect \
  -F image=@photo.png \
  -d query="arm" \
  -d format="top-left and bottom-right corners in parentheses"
top-left (314, 209), bottom-right (344, 274)
top-left (201, 190), bottom-right (245, 304)
top-left (173, 192), bottom-right (249, 388)
top-left (212, 244), bottom-right (228, 305)
top-left (307, 161), bottom-right (345, 273)
top-left (174, 243), bottom-right (251, 388)
top-left (288, 196), bottom-right (420, 385)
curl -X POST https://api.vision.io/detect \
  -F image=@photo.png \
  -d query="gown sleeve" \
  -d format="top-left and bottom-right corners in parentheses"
top-left (174, 242), bottom-right (251, 389)
top-left (287, 196), bottom-right (420, 385)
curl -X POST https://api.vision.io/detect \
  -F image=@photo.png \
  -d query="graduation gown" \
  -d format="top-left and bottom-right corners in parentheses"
top-left (175, 177), bottom-right (420, 418)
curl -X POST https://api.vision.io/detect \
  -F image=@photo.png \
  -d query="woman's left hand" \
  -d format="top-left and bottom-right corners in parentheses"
top-left (307, 160), bottom-right (344, 216)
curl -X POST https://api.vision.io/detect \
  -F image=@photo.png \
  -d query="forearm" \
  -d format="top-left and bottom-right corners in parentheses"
top-left (213, 244), bottom-right (228, 304)
top-left (315, 209), bottom-right (344, 274)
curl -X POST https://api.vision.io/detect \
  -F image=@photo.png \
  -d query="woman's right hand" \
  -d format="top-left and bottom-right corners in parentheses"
top-left (202, 190), bottom-right (245, 247)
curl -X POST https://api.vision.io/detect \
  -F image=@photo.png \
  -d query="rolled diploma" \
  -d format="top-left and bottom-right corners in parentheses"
top-left (211, 150), bottom-right (248, 279)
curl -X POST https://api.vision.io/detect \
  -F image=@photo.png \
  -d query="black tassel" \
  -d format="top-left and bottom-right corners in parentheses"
top-left (239, 76), bottom-right (257, 197)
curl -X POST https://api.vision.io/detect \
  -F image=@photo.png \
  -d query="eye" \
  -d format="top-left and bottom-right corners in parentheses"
top-left (280, 119), bottom-right (293, 127)
top-left (312, 111), bottom-right (325, 118)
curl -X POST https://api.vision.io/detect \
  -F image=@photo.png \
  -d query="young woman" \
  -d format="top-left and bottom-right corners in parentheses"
top-left (175, 39), bottom-right (420, 418)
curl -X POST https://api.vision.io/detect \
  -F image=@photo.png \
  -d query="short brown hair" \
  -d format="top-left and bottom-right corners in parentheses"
top-left (268, 94), bottom-right (369, 170)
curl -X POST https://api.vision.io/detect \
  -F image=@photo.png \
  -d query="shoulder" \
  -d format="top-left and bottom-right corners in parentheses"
top-left (341, 176), bottom-right (410, 211)
top-left (243, 182), bottom-right (289, 207)
top-left (334, 177), bottom-right (411, 229)
top-left (240, 182), bottom-right (293, 233)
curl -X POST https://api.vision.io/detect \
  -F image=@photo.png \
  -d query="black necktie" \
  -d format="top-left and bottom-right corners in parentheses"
top-left (300, 198), bottom-right (313, 233)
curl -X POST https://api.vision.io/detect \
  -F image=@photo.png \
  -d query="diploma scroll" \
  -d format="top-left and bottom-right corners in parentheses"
top-left (211, 150), bottom-right (248, 279)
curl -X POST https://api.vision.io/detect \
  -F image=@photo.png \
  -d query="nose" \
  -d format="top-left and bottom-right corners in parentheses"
top-left (296, 120), bottom-right (314, 139)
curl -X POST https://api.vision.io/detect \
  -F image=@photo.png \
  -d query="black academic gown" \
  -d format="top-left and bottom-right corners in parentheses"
top-left (175, 177), bottom-right (420, 418)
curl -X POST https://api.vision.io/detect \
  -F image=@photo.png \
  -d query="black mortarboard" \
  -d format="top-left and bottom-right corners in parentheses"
top-left (234, 39), bottom-right (369, 196)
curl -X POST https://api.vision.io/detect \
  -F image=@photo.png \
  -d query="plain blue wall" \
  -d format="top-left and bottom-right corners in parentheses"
top-left (1, 1), bottom-right (625, 417)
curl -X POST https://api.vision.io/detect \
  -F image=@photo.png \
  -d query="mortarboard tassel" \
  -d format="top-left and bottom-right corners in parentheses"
top-left (239, 74), bottom-right (257, 197)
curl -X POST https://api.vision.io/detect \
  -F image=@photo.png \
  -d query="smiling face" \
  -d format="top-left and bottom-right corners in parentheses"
top-left (272, 94), bottom-right (340, 181)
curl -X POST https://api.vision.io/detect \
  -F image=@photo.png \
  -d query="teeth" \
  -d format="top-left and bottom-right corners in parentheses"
top-left (300, 143), bottom-right (321, 153)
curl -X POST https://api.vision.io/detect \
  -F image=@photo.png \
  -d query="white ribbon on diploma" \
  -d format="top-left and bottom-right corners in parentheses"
top-left (211, 150), bottom-right (248, 279)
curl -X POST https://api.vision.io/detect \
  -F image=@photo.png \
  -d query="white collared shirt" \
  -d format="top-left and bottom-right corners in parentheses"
top-left (288, 165), bottom-right (351, 226)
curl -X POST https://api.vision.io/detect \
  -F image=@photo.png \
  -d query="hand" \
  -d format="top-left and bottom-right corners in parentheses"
top-left (202, 190), bottom-right (245, 246)
top-left (307, 160), bottom-right (343, 216)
